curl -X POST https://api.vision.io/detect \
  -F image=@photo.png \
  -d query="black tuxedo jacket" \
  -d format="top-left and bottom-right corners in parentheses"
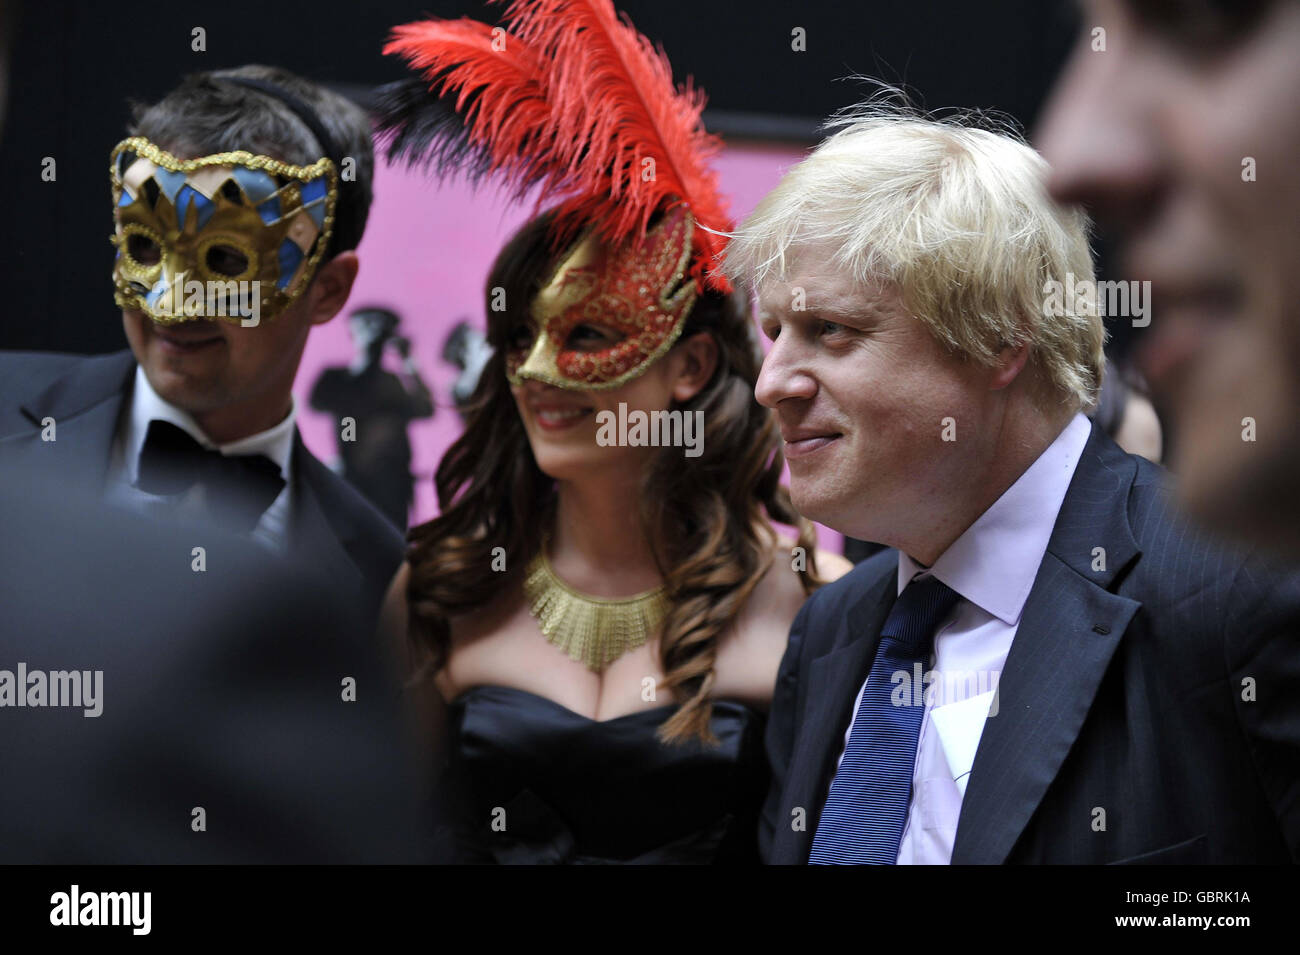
top-left (0, 349), bottom-right (404, 620)
top-left (762, 422), bottom-right (1300, 864)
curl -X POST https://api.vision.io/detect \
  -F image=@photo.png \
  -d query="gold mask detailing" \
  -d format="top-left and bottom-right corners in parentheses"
top-left (109, 136), bottom-right (338, 326)
top-left (507, 205), bottom-right (699, 391)
top-left (522, 547), bottom-right (669, 672)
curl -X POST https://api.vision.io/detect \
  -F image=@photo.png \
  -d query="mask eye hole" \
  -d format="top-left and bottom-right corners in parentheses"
top-left (204, 243), bottom-right (251, 278)
top-left (116, 223), bottom-right (164, 279)
top-left (126, 232), bottom-right (160, 267)
top-left (564, 323), bottom-right (623, 352)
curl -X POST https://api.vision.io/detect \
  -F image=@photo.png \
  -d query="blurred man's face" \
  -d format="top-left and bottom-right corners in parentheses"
top-left (753, 249), bottom-right (996, 551)
top-left (1039, 0), bottom-right (1300, 553)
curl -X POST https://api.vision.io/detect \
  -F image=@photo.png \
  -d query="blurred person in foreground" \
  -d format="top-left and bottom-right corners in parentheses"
top-left (728, 104), bottom-right (1300, 864)
top-left (1039, 0), bottom-right (1300, 560)
top-left (0, 443), bottom-right (428, 862)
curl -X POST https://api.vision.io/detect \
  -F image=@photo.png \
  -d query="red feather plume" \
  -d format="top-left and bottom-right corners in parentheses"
top-left (383, 19), bottom-right (558, 195)
top-left (500, 0), bottom-right (732, 290)
top-left (384, 1), bottom-right (732, 291)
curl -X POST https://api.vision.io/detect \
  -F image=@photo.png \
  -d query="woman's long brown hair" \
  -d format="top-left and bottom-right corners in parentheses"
top-left (406, 212), bottom-right (825, 743)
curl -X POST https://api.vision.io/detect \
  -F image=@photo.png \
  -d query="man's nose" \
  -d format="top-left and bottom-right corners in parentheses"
top-left (1036, 40), bottom-right (1165, 228)
top-left (755, 336), bottom-right (817, 409)
top-left (145, 251), bottom-right (188, 313)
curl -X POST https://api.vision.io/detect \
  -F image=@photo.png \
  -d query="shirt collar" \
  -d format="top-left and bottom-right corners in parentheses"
top-left (125, 365), bottom-right (297, 484)
top-left (897, 412), bottom-right (1093, 625)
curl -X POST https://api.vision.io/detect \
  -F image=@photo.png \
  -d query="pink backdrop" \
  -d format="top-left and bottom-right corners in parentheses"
top-left (292, 140), bottom-right (844, 553)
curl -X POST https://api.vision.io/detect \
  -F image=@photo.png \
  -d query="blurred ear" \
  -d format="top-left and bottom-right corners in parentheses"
top-left (305, 252), bottom-right (359, 327)
top-left (670, 332), bottom-right (719, 403)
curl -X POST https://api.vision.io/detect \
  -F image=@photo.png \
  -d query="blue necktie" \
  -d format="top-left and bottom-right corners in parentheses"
top-left (809, 575), bottom-right (961, 864)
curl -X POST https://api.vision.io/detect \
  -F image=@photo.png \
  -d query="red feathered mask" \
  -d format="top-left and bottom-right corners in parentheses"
top-left (378, 0), bottom-right (734, 390)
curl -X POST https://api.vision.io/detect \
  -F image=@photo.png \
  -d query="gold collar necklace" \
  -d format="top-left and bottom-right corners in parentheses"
top-left (522, 546), bottom-right (669, 672)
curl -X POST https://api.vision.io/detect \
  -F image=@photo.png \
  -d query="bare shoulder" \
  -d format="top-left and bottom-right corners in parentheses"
top-left (742, 535), bottom-right (851, 616)
top-left (814, 547), bottom-right (855, 582)
top-left (713, 535), bottom-right (834, 703)
top-left (723, 538), bottom-right (805, 644)
top-left (1116, 391), bottom-right (1163, 463)
top-left (757, 537), bottom-right (812, 611)
top-left (770, 534), bottom-right (854, 581)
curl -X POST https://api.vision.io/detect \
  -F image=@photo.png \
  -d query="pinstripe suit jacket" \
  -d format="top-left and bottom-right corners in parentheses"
top-left (761, 421), bottom-right (1300, 864)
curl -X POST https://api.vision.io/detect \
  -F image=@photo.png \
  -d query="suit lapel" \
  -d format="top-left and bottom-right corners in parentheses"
top-left (0, 351), bottom-right (136, 490)
top-left (776, 569), bottom-right (895, 863)
top-left (949, 553), bottom-right (1140, 863)
top-left (951, 423), bottom-right (1145, 863)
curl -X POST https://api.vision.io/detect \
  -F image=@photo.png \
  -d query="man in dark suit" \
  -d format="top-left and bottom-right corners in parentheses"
top-left (0, 64), bottom-right (403, 619)
top-left (726, 110), bottom-right (1300, 864)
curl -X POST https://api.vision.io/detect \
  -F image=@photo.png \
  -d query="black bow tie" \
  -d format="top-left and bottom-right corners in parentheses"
top-left (136, 420), bottom-right (287, 532)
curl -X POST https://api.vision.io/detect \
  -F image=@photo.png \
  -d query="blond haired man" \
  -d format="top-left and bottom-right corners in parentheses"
top-left (730, 110), bottom-right (1300, 865)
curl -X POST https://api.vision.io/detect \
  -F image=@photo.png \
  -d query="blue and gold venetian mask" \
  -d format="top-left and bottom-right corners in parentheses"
top-left (109, 136), bottom-right (338, 325)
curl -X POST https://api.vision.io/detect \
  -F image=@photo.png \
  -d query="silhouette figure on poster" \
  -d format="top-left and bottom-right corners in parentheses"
top-left (310, 307), bottom-right (433, 529)
top-left (442, 319), bottom-right (493, 421)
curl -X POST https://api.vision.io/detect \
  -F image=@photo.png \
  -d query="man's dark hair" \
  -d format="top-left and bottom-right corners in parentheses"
top-left (128, 64), bottom-right (373, 258)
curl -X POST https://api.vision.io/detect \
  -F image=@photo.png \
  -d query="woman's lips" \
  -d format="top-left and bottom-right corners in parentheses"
top-left (531, 405), bottom-right (593, 431)
top-left (784, 434), bottom-right (841, 458)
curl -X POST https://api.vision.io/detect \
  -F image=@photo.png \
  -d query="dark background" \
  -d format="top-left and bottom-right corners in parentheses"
top-left (0, 0), bottom-right (1085, 356)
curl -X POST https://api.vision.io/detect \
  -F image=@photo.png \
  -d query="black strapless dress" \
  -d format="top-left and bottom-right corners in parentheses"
top-left (431, 685), bottom-right (769, 864)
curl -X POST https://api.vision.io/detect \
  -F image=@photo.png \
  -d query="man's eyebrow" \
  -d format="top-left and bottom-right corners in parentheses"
top-left (807, 299), bottom-right (862, 320)
top-left (801, 293), bottom-right (888, 326)
top-left (758, 296), bottom-right (867, 324)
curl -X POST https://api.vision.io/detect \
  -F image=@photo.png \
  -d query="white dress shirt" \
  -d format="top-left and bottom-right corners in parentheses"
top-left (833, 412), bottom-right (1093, 864)
top-left (105, 365), bottom-right (297, 551)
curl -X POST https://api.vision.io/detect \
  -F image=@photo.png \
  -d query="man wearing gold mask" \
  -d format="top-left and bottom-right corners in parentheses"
top-left (0, 65), bottom-right (403, 620)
